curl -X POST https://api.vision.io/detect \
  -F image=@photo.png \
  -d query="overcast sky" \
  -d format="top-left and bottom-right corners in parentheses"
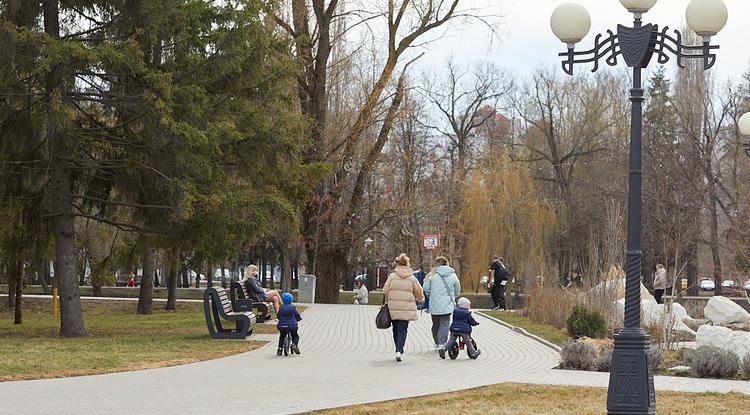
top-left (415, 0), bottom-right (750, 84)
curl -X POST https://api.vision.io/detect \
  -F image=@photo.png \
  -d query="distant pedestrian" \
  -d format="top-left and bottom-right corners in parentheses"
top-left (653, 264), bottom-right (667, 304)
top-left (488, 256), bottom-right (508, 310)
top-left (353, 276), bottom-right (369, 305)
top-left (423, 256), bottom-right (460, 353)
top-left (383, 253), bottom-right (425, 362)
top-left (441, 297), bottom-right (481, 360)
top-left (277, 292), bottom-right (302, 356)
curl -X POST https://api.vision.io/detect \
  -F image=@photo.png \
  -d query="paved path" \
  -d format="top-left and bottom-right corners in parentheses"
top-left (2, 304), bottom-right (750, 414)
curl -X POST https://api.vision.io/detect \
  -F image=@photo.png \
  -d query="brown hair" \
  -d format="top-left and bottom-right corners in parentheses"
top-left (435, 256), bottom-right (449, 266)
top-left (395, 253), bottom-right (411, 267)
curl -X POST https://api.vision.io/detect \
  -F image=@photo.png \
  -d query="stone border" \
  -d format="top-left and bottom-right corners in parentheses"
top-left (478, 311), bottom-right (562, 353)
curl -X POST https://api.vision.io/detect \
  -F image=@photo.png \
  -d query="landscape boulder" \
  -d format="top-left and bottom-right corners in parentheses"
top-left (704, 296), bottom-right (750, 326)
top-left (696, 325), bottom-right (750, 360)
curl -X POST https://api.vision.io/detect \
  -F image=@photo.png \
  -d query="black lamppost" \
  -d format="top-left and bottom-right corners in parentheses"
top-left (550, 1), bottom-right (729, 414)
top-left (740, 112), bottom-right (750, 157)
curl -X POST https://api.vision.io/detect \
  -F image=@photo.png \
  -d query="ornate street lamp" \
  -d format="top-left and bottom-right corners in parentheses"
top-left (739, 112), bottom-right (750, 157)
top-left (550, 1), bottom-right (728, 414)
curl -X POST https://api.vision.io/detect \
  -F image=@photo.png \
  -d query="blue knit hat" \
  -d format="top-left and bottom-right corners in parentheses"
top-left (281, 292), bottom-right (294, 304)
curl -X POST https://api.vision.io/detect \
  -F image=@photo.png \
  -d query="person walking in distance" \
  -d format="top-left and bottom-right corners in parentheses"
top-left (488, 256), bottom-right (508, 310)
top-left (653, 264), bottom-right (667, 304)
top-left (422, 256), bottom-right (460, 355)
top-left (383, 253), bottom-right (425, 362)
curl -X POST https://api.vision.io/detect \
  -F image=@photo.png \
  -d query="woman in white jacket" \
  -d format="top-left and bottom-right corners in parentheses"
top-left (353, 277), bottom-right (369, 304)
top-left (653, 264), bottom-right (667, 304)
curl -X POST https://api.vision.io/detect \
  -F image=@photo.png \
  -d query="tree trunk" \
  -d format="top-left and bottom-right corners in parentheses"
top-left (136, 245), bottom-right (156, 315)
top-left (180, 266), bottom-right (188, 289)
top-left (7, 259), bottom-right (16, 308)
top-left (14, 258), bottom-right (24, 324)
top-left (708, 192), bottom-right (723, 296)
top-left (261, 253), bottom-right (267, 287)
top-left (166, 254), bottom-right (178, 311)
top-left (315, 246), bottom-right (345, 303)
top-left (206, 262), bottom-right (213, 288)
top-left (282, 251), bottom-right (292, 293)
top-left (40, 259), bottom-right (50, 295)
top-left (221, 265), bottom-right (227, 288)
top-left (686, 242), bottom-right (698, 296)
top-left (45, 0), bottom-right (85, 338)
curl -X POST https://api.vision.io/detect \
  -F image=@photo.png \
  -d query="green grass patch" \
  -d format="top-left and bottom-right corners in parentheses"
top-left (311, 383), bottom-right (750, 414)
top-left (481, 310), bottom-right (570, 346)
top-left (0, 298), bottom-right (277, 381)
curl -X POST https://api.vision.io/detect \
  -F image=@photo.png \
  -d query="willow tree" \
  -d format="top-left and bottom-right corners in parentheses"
top-left (461, 157), bottom-right (556, 292)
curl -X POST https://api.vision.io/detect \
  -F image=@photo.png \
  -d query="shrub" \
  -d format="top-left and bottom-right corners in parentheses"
top-left (686, 346), bottom-right (739, 379)
top-left (559, 340), bottom-right (598, 371)
top-left (649, 345), bottom-right (663, 371)
top-left (742, 355), bottom-right (750, 380)
top-left (567, 304), bottom-right (607, 339)
top-left (596, 348), bottom-right (613, 372)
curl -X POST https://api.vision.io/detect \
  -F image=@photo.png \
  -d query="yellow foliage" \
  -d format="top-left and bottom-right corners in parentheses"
top-left (460, 158), bottom-right (557, 291)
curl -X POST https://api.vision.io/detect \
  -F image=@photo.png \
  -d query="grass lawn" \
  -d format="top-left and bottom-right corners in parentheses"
top-left (0, 297), bottom-right (282, 381)
top-left (311, 383), bottom-right (750, 415)
top-left (481, 310), bottom-right (570, 346)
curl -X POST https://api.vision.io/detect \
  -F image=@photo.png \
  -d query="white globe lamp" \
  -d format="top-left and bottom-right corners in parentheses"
top-left (550, 3), bottom-right (591, 47)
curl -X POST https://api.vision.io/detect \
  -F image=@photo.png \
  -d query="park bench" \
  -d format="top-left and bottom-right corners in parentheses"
top-left (229, 281), bottom-right (274, 323)
top-left (203, 287), bottom-right (256, 339)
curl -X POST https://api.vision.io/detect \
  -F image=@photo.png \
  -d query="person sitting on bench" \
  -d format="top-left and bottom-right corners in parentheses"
top-left (241, 264), bottom-right (281, 313)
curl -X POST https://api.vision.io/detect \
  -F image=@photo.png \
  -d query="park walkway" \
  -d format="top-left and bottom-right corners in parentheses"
top-left (2, 303), bottom-right (750, 414)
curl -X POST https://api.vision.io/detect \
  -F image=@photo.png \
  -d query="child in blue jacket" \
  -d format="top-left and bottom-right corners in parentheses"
top-left (277, 292), bottom-right (302, 355)
top-left (441, 297), bottom-right (481, 359)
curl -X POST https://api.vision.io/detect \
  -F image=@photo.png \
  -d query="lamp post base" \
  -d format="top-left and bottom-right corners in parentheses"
top-left (606, 328), bottom-right (656, 415)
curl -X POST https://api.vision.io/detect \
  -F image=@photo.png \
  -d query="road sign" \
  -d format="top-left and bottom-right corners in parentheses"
top-left (422, 234), bottom-right (440, 250)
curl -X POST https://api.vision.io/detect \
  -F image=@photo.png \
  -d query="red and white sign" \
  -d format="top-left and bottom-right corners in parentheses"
top-left (422, 234), bottom-right (440, 250)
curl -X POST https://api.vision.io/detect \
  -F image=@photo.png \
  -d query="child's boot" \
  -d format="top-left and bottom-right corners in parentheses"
top-left (277, 347), bottom-right (283, 356)
top-left (291, 343), bottom-right (300, 355)
top-left (470, 349), bottom-right (481, 360)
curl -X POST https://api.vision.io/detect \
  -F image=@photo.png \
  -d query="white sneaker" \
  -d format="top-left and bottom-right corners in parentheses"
top-left (395, 352), bottom-right (402, 362)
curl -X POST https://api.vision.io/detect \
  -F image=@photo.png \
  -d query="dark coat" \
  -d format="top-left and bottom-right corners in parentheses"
top-left (449, 307), bottom-right (479, 334)
top-left (277, 304), bottom-right (302, 330)
top-left (245, 277), bottom-right (267, 302)
top-left (490, 260), bottom-right (508, 284)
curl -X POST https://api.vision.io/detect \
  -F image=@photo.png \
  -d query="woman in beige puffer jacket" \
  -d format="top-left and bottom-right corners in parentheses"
top-left (383, 253), bottom-right (425, 361)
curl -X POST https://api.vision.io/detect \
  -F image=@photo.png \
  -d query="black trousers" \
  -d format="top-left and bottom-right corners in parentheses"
top-left (278, 329), bottom-right (299, 347)
top-left (491, 283), bottom-right (505, 309)
top-left (654, 289), bottom-right (664, 304)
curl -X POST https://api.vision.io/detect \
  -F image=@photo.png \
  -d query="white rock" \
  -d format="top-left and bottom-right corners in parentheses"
top-left (704, 296), bottom-right (750, 326)
top-left (682, 317), bottom-right (710, 332)
top-left (667, 365), bottom-right (691, 374)
top-left (696, 325), bottom-right (750, 360)
top-left (614, 298), bottom-right (695, 336)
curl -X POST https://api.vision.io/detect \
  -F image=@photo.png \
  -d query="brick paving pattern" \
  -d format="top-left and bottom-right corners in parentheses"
top-left (1, 303), bottom-right (749, 414)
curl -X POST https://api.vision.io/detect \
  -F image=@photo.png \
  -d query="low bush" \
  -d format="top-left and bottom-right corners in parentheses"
top-left (559, 340), bottom-right (598, 371)
top-left (686, 346), bottom-right (739, 379)
top-left (567, 304), bottom-right (607, 339)
top-left (742, 355), bottom-right (750, 380)
top-left (596, 348), bottom-right (613, 372)
top-left (649, 345), bottom-right (663, 371)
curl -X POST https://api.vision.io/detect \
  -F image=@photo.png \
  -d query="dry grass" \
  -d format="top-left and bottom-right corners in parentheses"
top-left (0, 298), bottom-right (277, 381)
top-left (311, 383), bottom-right (750, 415)
top-left (524, 284), bottom-right (578, 329)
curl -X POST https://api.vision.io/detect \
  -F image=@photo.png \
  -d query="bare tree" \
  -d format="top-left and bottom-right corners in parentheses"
top-left (270, 0), bottom-right (489, 301)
